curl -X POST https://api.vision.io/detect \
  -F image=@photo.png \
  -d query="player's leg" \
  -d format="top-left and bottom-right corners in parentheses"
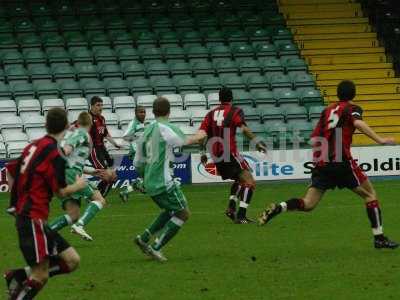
top-left (97, 150), bottom-right (115, 197)
top-left (352, 178), bottom-right (398, 249)
top-left (259, 187), bottom-right (325, 225)
top-left (235, 169), bottom-right (256, 223)
top-left (48, 200), bottom-right (80, 232)
top-left (120, 178), bottom-right (145, 202)
top-left (71, 189), bottom-right (104, 241)
top-left (225, 180), bottom-right (241, 220)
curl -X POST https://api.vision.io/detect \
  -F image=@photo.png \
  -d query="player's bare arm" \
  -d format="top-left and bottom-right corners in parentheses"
top-left (354, 119), bottom-right (396, 145)
top-left (241, 125), bottom-right (267, 153)
top-left (186, 130), bottom-right (207, 145)
top-left (57, 175), bottom-right (87, 198)
top-left (106, 133), bottom-right (121, 148)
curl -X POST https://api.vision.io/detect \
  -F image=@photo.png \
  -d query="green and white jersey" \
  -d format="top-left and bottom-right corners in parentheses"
top-left (134, 118), bottom-right (185, 196)
top-left (61, 127), bottom-right (91, 172)
top-left (123, 118), bottom-right (145, 159)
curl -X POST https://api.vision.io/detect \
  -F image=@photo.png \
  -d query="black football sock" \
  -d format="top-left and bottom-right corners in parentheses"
top-left (237, 186), bottom-right (254, 219)
top-left (228, 182), bottom-right (240, 210)
top-left (366, 200), bottom-right (384, 240)
top-left (279, 198), bottom-right (305, 212)
top-left (98, 181), bottom-right (112, 197)
top-left (48, 256), bottom-right (71, 277)
top-left (15, 278), bottom-right (43, 299)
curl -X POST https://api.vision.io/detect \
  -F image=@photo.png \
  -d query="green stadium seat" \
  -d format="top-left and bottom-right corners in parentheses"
top-left (175, 17), bottom-right (195, 29)
top-left (87, 31), bottom-right (110, 47)
top-left (8, 3), bottom-right (29, 17)
top-left (52, 2), bottom-right (74, 16)
top-left (289, 120), bottom-right (313, 142)
top-left (52, 64), bottom-right (76, 80)
top-left (195, 15), bottom-right (218, 28)
top-left (283, 58), bottom-right (308, 73)
top-left (121, 62), bottom-right (146, 78)
top-left (267, 121), bottom-right (291, 147)
top-left (134, 30), bottom-right (158, 46)
top-left (14, 19), bottom-right (36, 33)
top-left (238, 59), bottom-right (262, 74)
top-left (129, 78), bottom-right (153, 95)
top-left (209, 45), bottom-right (232, 59)
top-left (36, 17), bottom-right (58, 32)
top-left (274, 89), bottom-right (300, 107)
top-left (75, 63), bottom-right (98, 80)
top-left (262, 107), bottom-right (285, 125)
top-left (273, 27), bottom-right (293, 41)
top-left (99, 63), bottom-right (123, 79)
top-left (5, 66), bottom-right (29, 81)
top-left (231, 44), bottom-right (254, 59)
top-left (34, 80), bottom-right (59, 99)
top-left (163, 46), bottom-right (186, 60)
top-left (17, 33), bottom-right (42, 49)
top-left (105, 79), bottom-right (130, 97)
top-left (254, 43), bottom-right (278, 58)
top-left (101, 3), bottom-right (120, 15)
top-left (185, 45), bottom-right (209, 60)
top-left (300, 88), bottom-right (323, 107)
top-left (11, 82), bottom-right (35, 99)
top-left (184, 93), bottom-right (207, 109)
top-left (82, 18), bottom-right (104, 31)
top-left (270, 73), bottom-right (292, 89)
top-left (0, 34), bottom-right (18, 49)
top-left (76, 3), bottom-right (97, 16)
top-left (291, 73), bottom-right (315, 89)
top-left (233, 90), bottom-right (254, 108)
top-left (150, 76), bottom-right (177, 94)
top-left (159, 31), bottom-right (180, 45)
top-left (109, 31), bottom-right (133, 47)
top-left (0, 68), bottom-right (4, 81)
top-left (58, 16), bottom-right (81, 32)
top-left (252, 89), bottom-right (276, 108)
top-left (64, 32), bottom-right (88, 47)
top-left (261, 58), bottom-right (284, 73)
top-left (31, 3), bottom-right (52, 17)
top-left (0, 21), bottom-right (13, 34)
top-left (309, 106), bottom-right (325, 121)
top-left (192, 61), bottom-right (215, 76)
top-left (285, 106), bottom-right (308, 125)
top-left (81, 79), bottom-right (106, 98)
top-left (41, 32), bottom-right (65, 48)
top-left (23, 49), bottom-right (47, 64)
top-left (219, 15), bottom-right (242, 28)
top-left (247, 74), bottom-right (270, 92)
top-left (146, 62), bottom-right (170, 77)
top-left (126, 17), bottom-right (149, 30)
top-left (220, 75), bottom-right (246, 90)
top-left (246, 27), bottom-right (272, 42)
top-left (138, 46), bottom-right (163, 60)
top-left (104, 16), bottom-right (127, 31)
top-left (58, 80), bottom-right (84, 99)
top-left (196, 76), bottom-right (221, 93)
top-left (203, 29), bottom-right (225, 44)
top-left (180, 30), bottom-right (203, 44)
top-left (70, 48), bottom-right (93, 63)
top-left (94, 48), bottom-right (117, 63)
top-left (214, 60), bottom-right (238, 75)
top-left (174, 76), bottom-right (200, 93)
top-left (29, 65), bottom-right (52, 81)
top-left (116, 47), bottom-right (139, 61)
top-left (224, 29), bottom-right (248, 43)
top-left (2, 50), bottom-right (24, 65)
top-left (262, 12), bottom-right (285, 26)
top-left (240, 12), bottom-right (263, 27)
top-left (241, 107), bottom-right (261, 122)
top-left (47, 48), bottom-right (70, 64)
top-left (275, 41), bottom-right (299, 56)
top-left (0, 82), bottom-right (12, 99)
top-left (169, 61), bottom-right (192, 76)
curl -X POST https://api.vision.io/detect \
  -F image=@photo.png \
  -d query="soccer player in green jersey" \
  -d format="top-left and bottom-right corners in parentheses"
top-left (49, 112), bottom-right (107, 242)
top-left (119, 106), bottom-right (146, 202)
top-left (134, 97), bottom-right (190, 262)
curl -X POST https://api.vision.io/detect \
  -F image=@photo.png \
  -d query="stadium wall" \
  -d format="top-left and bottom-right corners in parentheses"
top-left (0, 146), bottom-right (398, 192)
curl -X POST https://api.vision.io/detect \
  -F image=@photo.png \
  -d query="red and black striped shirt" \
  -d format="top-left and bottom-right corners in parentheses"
top-left (89, 112), bottom-right (108, 147)
top-left (7, 135), bottom-right (66, 220)
top-left (311, 101), bottom-right (363, 166)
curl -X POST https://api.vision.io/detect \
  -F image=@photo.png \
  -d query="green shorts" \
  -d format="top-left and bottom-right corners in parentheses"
top-left (61, 168), bottom-right (96, 208)
top-left (151, 185), bottom-right (188, 213)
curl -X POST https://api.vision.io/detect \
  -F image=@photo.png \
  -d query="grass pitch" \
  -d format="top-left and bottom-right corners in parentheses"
top-left (1, 180), bottom-right (400, 300)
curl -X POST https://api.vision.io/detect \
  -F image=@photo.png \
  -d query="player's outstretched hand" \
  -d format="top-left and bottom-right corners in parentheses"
top-left (381, 137), bottom-right (396, 145)
top-left (75, 175), bottom-right (87, 190)
top-left (256, 141), bottom-right (267, 153)
top-left (200, 154), bottom-right (208, 166)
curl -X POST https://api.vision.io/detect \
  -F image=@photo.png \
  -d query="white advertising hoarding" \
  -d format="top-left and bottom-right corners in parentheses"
top-left (191, 146), bottom-right (400, 183)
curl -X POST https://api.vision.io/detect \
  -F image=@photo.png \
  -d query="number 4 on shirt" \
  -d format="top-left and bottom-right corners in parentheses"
top-left (213, 110), bottom-right (225, 127)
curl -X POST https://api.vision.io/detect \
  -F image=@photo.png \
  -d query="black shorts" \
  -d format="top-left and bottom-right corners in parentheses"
top-left (215, 153), bottom-right (250, 181)
top-left (311, 160), bottom-right (367, 191)
top-left (16, 216), bottom-right (71, 267)
top-left (89, 145), bottom-right (113, 169)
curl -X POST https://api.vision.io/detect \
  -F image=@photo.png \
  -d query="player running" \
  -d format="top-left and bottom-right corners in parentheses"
top-left (4, 108), bottom-right (87, 299)
top-left (119, 105), bottom-right (146, 202)
top-left (48, 112), bottom-right (107, 242)
top-left (89, 96), bottom-right (120, 196)
top-left (259, 80), bottom-right (398, 249)
top-left (134, 97), bottom-right (190, 262)
top-left (187, 87), bottom-right (266, 224)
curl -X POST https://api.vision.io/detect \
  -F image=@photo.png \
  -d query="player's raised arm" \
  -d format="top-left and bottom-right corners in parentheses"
top-left (354, 119), bottom-right (396, 145)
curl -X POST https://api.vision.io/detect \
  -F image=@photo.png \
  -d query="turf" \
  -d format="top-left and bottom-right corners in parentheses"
top-left (1, 180), bottom-right (400, 300)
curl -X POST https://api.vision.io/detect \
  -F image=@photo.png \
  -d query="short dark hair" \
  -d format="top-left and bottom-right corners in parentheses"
top-left (135, 105), bottom-right (146, 114)
top-left (337, 80), bottom-right (356, 101)
top-left (90, 96), bottom-right (103, 106)
top-left (219, 87), bottom-right (233, 103)
top-left (153, 97), bottom-right (170, 117)
top-left (46, 108), bottom-right (68, 134)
